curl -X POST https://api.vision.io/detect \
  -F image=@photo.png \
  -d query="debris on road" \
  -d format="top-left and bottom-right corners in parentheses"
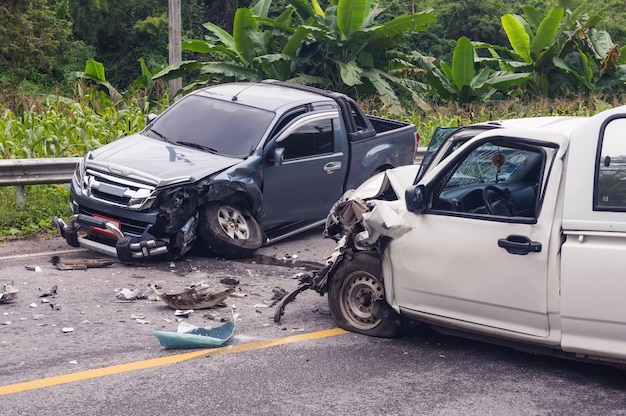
top-left (0, 282), bottom-right (19, 303)
top-left (39, 285), bottom-right (58, 298)
top-left (148, 283), bottom-right (234, 310)
top-left (116, 288), bottom-right (147, 301)
top-left (24, 265), bottom-right (42, 272)
top-left (50, 256), bottom-right (114, 271)
top-left (152, 314), bottom-right (235, 349)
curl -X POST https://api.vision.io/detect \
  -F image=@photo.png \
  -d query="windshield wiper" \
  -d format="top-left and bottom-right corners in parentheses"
top-left (176, 141), bottom-right (219, 154)
top-left (147, 127), bottom-right (168, 142)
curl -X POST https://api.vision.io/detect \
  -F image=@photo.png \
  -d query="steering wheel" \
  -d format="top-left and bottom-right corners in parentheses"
top-left (482, 185), bottom-right (516, 216)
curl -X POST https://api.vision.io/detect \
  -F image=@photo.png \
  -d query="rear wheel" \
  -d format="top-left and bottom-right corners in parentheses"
top-left (199, 202), bottom-right (263, 258)
top-left (328, 252), bottom-right (402, 337)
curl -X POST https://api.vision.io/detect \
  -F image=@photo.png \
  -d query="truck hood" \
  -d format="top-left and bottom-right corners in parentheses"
top-left (86, 133), bottom-right (242, 187)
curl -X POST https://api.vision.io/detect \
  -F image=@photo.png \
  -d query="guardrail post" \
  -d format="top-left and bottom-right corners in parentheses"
top-left (15, 185), bottom-right (25, 209)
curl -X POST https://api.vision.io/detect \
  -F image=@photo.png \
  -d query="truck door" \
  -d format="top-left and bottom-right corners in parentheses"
top-left (262, 112), bottom-right (348, 228)
top-left (389, 135), bottom-right (564, 337)
top-left (561, 112), bottom-right (626, 360)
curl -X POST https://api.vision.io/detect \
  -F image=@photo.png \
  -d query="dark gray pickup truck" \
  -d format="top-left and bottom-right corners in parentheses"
top-left (54, 80), bottom-right (418, 261)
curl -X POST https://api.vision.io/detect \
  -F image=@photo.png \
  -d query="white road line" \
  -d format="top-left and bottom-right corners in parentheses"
top-left (0, 248), bottom-right (87, 261)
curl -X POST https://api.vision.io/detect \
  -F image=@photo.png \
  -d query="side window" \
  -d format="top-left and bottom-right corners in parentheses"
top-left (430, 140), bottom-right (549, 220)
top-left (278, 118), bottom-right (335, 160)
top-left (595, 117), bottom-right (626, 210)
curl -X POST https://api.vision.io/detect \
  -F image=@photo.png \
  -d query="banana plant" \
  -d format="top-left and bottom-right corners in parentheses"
top-left (426, 36), bottom-right (532, 106)
top-left (151, 0), bottom-right (298, 91)
top-left (499, 2), bottom-right (622, 96)
top-left (151, 0), bottom-right (436, 114)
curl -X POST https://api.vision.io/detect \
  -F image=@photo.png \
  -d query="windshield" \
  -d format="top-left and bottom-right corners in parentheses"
top-left (144, 95), bottom-right (275, 158)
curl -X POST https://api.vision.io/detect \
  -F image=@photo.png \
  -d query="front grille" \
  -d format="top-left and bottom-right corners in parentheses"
top-left (81, 169), bottom-right (157, 210)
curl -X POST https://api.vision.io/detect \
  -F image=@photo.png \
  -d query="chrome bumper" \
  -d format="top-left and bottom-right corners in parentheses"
top-left (53, 214), bottom-right (169, 262)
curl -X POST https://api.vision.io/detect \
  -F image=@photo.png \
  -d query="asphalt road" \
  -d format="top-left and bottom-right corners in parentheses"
top-left (1, 231), bottom-right (625, 415)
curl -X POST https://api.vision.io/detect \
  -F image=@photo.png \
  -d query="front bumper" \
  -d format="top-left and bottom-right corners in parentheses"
top-left (53, 214), bottom-right (169, 262)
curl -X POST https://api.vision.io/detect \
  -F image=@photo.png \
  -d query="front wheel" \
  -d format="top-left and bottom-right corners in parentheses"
top-left (199, 202), bottom-right (263, 259)
top-left (328, 252), bottom-right (402, 337)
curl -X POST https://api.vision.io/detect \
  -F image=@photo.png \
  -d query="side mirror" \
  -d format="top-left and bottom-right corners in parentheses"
top-left (272, 147), bottom-right (285, 167)
top-left (405, 184), bottom-right (427, 213)
top-left (146, 113), bottom-right (158, 124)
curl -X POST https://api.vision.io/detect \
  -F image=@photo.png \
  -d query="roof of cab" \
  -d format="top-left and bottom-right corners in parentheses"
top-left (193, 82), bottom-right (337, 113)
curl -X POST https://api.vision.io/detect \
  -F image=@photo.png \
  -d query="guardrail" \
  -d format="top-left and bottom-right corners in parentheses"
top-left (0, 148), bottom-right (427, 208)
top-left (0, 157), bottom-right (80, 208)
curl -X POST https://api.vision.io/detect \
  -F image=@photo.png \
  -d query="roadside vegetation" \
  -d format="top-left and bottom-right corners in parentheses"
top-left (1, 0), bottom-right (626, 239)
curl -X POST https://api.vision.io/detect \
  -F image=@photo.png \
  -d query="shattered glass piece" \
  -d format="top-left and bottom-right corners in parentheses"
top-left (152, 316), bottom-right (235, 349)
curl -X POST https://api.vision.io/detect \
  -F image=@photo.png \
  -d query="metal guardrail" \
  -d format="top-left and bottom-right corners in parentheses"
top-left (0, 157), bottom-right (80, 186)
top-left (0, 148), bottom-right (427, 207)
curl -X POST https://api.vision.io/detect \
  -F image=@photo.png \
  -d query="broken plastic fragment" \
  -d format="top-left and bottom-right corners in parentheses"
top-left (25, 265), bottom-right (42, 272)
top-left (116, 288), bottom-right (142, 300)
top-left (148, 283), bottom-right (234, 310)
top-left (0, 283), bottom-right (19, 303)
top-left (152, 314), bottom-right (235, 349)
top-left (62, 327), bottom-right (74, 333)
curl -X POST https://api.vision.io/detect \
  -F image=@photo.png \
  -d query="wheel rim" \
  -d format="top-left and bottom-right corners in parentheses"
top-left (338, 270), bottom-right (384, 330)
top-left (216, 205), bottom-right (250, 240)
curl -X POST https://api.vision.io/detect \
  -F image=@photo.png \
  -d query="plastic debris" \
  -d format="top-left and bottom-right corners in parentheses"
top-left (148, 283), bottom-right (234, 310)
top-left (174, 309), bottom-right (193, 317)
top-left (25, 265), bottom-right (42, 272)
top-left (39, 285), bottom-right (58, 298)
top-left (62, 327), bottom-right (74, 333)
top-left (152, 312), bottom-right (236, 349)
top-left (0, 283), bottom-right (19, 303)
top-left (50, 256), bottom-right (113, 271)
top-left (116, 288), bottom-right (144, 300)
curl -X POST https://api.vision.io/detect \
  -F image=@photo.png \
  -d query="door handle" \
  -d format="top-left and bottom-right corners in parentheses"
top-left (497, 235), bottom-right (542, 255)
top-left (323, 161), bottom-right (342, 174)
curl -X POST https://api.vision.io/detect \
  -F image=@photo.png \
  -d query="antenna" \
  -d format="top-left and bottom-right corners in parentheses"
top-left (231, 83), bottom-right (257, 101)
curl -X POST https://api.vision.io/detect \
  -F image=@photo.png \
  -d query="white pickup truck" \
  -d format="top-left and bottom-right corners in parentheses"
top-left (278, 105), bottom-right (626, 367)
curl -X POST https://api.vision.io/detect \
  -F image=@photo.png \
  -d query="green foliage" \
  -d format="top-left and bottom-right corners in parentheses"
top-left (0, 0), bottom-right (73, 86)
top-left (0, 184), bottom-right (72, 239)
top-left (425, 37), bottom-right (532, 105)
top-left (498, 2), bottom-right (626, 97)
top-left (0, 93), bottom-right (150, 158)
top-left (153, 0), bottom-right (436, 114)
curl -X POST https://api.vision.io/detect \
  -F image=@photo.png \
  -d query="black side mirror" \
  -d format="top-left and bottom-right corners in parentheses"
top-left (272, 147), bottom-right (285, 167)
top-left (405, 184), bottom-right (427, 213)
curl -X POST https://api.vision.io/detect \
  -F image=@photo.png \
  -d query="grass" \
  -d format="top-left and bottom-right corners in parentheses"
top-left (1, 92), bottom-right (623, 240)
top-left (0, 184), bottom-right (72, 241)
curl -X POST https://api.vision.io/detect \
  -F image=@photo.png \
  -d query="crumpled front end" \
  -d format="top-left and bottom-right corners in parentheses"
top-left (275, 169), bottom-right (413, 323)
top-left (54, 158), bottom-right (202, 262)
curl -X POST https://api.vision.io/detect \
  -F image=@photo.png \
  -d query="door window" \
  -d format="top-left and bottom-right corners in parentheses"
top-left (277, 118), bottom-right (335, 160)
top-left (430, 139), bottom-right (552, 220)
top-left (595, 117), bottom-right (626, 210)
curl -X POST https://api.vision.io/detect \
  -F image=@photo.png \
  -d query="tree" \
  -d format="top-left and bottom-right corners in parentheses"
top-left (153, 0), bottom-right (436, 114)
top-left (499, 1), bottom-right (626, 96)
top-left (0, 0), bottom-right (72, 84)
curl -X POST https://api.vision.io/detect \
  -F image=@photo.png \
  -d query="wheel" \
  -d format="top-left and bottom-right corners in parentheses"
top-left (482, 185), bottom-right (516, 216)
top-left (328, 252), bottom-right (402, 338)
top-left (199, 202), bottom-right (263, 258)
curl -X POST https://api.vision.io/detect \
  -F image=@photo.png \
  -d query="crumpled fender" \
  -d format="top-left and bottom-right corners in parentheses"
top-left (358, 201), bottom-right (411, 246)
top-left (202, 161), bottom-right (264, 221)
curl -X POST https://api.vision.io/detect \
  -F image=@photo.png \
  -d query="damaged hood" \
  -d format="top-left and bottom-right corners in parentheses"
top-left (86, 133), bottom-right (243, 187)
top-left (352, 164), bottom-right (420, 202)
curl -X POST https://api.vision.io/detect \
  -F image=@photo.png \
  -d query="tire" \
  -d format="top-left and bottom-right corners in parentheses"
top-left (328, 252), bottom-right (402, 338)
top-left (199, 202), bottom-right (263, 259)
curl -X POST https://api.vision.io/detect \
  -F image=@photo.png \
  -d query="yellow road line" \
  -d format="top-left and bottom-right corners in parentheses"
top-left (0, 327), bottom-right (347, 396)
